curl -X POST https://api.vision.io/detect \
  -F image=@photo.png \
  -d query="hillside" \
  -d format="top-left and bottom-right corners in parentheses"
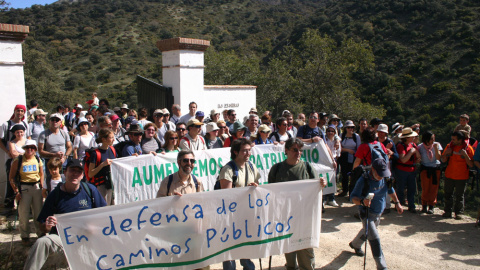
top-left (1, 0), bottom-right (480, 143)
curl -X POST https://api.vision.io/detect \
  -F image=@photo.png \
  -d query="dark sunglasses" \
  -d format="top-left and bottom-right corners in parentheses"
top-left (155, 114), bottom-right (164, 117)
top-left (218, 126), bottom-right (227, 129)
top-left (182, 158), bottom-right (196, 164)
top-left (24, 146), bottom-right (36, 150)
top-left (170, 137), bottom-right (179, 140)
top-left (50, 118), bottom-right (61, 122)
top-left (194, 125), bottom-right (202, 128)
top-left (176, 128), bottom-right (186, 131)
top-left (260, 131), bottom-right (269, 134)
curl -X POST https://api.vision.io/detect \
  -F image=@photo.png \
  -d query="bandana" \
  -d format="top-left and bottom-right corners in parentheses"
top-left (10, 104), bottom-right (27, 121)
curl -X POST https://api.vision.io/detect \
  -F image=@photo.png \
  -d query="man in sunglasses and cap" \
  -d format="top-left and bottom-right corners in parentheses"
top-left (23, 159), bottom-right (106, 270)
top-left (179, 119), bottom-right (207, 151)
top-left (349, 158), bottom-right (403, 270)
top-left (122, 124), bottom-right (144, 156)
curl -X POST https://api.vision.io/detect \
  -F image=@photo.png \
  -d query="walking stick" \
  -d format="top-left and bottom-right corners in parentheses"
top-left (363, 193), bottom-right (374, 270)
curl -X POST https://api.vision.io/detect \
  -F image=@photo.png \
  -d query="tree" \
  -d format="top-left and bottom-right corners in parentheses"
top-left (259, 29), bottom-right (385, 120)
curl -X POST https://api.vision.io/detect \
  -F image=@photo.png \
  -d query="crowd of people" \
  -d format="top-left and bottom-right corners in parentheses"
top-left (1, 94), bottom-right (479, 270)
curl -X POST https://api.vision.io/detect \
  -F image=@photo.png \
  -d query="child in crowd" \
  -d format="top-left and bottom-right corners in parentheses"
top-left (42, 157), bottom-right (65, 198)
top-left (86, 92), bottom-right (100, 110)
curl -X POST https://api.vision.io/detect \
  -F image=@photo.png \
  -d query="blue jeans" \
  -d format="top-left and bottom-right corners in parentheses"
top-left (395, 169), bottom-right (417, 208)
top-left (222, 259), bottom-right (255, 270)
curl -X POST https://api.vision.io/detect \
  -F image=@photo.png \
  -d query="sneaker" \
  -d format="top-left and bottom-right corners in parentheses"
top-left (349, 242), bottom-right (365, 257)
top-left (327, 200), bottom-right (339, 207)
top-left (421, 205), bottom-right (427, 213)
top-left (427, 206), bottom-right (434, 215)
top-left (442, 212), bottom-right (452, 218)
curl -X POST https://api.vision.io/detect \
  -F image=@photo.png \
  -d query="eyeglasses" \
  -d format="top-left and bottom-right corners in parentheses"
top-left (155, 114), bottom-right (164, 117)
top-left (176, 128), bottom-right (186, 131)
top-left (346, 127), bottom-right (355, 129)
top-left (182, 158), bottom-right (196, 164)
top-left (290, 148), bottom-right (303, 153)
top-left (327, 130), bottom-right (335, 133)
top-left (133, 133), bottom-right (143, 136)
top-left (170, 137), bottom-right (179, 140)
top-left (194, 125), bottom-right (202, 128)
top-left (231, 114), bottom-right (237, 116)
top-left (261, 131), bottom-right (269, 134)
top-left (146, 128), bottom-right (156, 132)
top-left (309, 116), bottom-right (318, 119)
top-left (218, 126), bottom-right (227, 129)
top-left (50, 118), bottom-right (61, 122)
top-left (24, 146), bottom-right (36, 150)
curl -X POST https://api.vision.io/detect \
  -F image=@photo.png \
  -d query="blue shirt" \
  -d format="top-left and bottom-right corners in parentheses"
top-left (351, 173), bottom-right (394, 215)
top-left (297, 124), bottom-right (326, 141)
top-left (473, 146), bottom-right (480, 162)
top-left (122, 143), bottom-right (143, 157)
top-left (37, 182), bottom-right (106, 234)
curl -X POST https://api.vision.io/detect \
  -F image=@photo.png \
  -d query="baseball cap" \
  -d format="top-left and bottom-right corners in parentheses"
top-left (372, 158), bottom-right (391, 178)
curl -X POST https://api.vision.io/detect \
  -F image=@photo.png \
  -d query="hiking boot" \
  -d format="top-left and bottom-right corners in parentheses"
top-left (427, 206), bottom-right (434, 215)
top-left (442, 212), bottom-right (452, 218)
top-left (421, 205), bottom-right (427, 213)
top-left (408, 207), bottom-right (417, 214)
top-left (349, 242), bottom-right (365, 257)
top-left (327, 200), bottom-right (339, 207)
top-left (338, 191), bottom-right (348, 197)
top-left (455, 213), bottom-right (463, 220)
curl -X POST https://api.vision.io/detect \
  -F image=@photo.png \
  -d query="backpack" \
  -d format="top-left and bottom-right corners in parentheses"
top-left (182, 135), bottom-right (205, 149)
top-left (269, 131), bottom-right (292, 142)
top-left (214, 160), bottom-right (255, 190)
top-left (167, 174), bottom-right (199, 194)
top-left (14, 155), bottom-right (41, 194)
top-left (367, 141), bottom-right (389, 166)
top-left (2, 120), bottom-right (28, 146)
top-left (52, 181), bottom-right (95, 213)
top-left (44, 128), bottom-right (69, 148)
top-left (83, 146), bottom-right (117, 186)
top-left (341, 132), bottom-right (358, 145)
top-left (113, 140), bottom-right (134, 158)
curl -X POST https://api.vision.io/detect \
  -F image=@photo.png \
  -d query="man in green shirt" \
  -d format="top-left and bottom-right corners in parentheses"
top-left (268, 138), bottom-right (327, 270)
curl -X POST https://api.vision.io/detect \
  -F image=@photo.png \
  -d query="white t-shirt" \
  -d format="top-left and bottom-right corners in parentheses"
top-left (74, 132), bottom-right (94, 160)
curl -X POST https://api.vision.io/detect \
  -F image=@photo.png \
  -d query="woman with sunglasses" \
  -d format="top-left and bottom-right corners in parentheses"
top-left (73, 118), bottom-right (94, 161)
top-left (254, 124), bottom-right (273, 145)
top-left (142, 123), bottom-right (162, 155)
top-left (160, 130), bottom-right (180, 154)
top-left (9, 140), bottom-right (44, 246)
top-left (338, 120), bottom-right (361, 197)
top-left (88, 128), bottom-right (117, 205)
top-left (216, 120), bottom-right (230, 145)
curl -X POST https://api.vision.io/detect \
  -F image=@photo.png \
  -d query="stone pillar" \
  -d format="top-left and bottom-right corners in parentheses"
top-left (156, 37), bottom-right (210, 114)
top-left (0, 23), bottom-right (29, 204)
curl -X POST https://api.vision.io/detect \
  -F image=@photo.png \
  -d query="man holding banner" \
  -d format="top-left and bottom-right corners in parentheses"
top-left (268, 138), bottom-right (327, 270)
top-left (218, 138), bottom-right (259, 270)
top-left (24, 159), bottom-right (106, 270)
top-left (156, 149), bottom-right (204, 197)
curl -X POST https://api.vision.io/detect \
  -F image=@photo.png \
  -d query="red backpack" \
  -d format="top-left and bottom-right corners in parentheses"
top-left (83, 146), bottom-right (116, 186)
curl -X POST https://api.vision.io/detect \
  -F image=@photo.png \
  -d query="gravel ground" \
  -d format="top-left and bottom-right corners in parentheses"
top-left (1, 195), bottom-right (479, 269)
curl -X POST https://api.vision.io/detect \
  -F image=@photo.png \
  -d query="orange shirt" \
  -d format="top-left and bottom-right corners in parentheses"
top-left (443, 143), bottom-right (474, 180)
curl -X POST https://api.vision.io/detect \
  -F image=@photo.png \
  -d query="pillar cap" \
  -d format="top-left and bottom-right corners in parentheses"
top-left (0, 23), bottom-right (29, 42)
top-left (156, 37), bottom-right (210, 52)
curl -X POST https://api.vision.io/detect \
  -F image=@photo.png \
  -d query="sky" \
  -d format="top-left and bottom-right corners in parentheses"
top-left (8, 0), bottom-right (57, 9)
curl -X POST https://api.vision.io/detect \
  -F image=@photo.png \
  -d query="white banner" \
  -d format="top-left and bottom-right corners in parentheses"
top-left (56, 181), bottom-right (323, 270)
top-left (111, 142), bottom-right (336, 205)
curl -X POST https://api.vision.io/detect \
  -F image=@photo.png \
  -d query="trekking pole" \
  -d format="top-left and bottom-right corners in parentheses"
top-left (363, 193), bottom-right (374, 270)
